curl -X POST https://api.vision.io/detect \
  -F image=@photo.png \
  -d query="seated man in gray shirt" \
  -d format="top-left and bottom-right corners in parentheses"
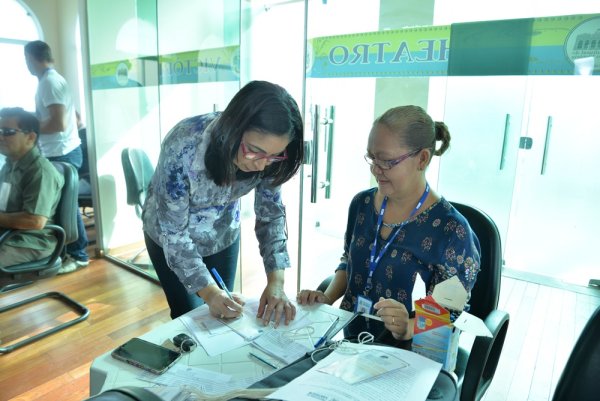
top-left (0, 107), bottom-right (64, 269)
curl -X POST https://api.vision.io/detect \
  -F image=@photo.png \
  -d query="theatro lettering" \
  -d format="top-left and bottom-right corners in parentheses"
top-left (328, 39), bottom-right (449, 65)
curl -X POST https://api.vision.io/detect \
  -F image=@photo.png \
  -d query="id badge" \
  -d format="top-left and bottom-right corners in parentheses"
top-left (355, 295), bottom-right (373, 314)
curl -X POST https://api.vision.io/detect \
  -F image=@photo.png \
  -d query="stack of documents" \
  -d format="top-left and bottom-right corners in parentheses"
top-left (180, 299), bottom-right (312, 356)
top-left (180, 300), bottom-right (356, 365)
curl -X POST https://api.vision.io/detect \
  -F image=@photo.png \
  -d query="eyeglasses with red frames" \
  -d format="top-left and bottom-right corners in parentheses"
top-left (364, 148), bottom-right (422, 170)
top-left (240, 142), bottom-right (288, 162)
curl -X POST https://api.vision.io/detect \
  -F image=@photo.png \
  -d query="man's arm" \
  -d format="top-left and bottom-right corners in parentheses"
top-left (39, 104), bottom-right (67, 133)
top-left (0, 212), bottom-right (48, 230)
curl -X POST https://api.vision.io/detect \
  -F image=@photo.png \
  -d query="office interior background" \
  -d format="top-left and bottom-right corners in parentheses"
top-left (1, 0), bottom-right (599, 299)
top-left (1, 0), bottom-right (599, 400)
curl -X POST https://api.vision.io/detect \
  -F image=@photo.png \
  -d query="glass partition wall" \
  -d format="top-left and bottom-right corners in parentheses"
top-left (84, 0), bottom-right (241, 282)
top-left (84, 0), bottom-right (600, 291)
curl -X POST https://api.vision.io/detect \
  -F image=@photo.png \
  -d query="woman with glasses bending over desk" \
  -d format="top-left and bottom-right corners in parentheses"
top-left (297, 105), bottom-right (481, 348)
top-left (143, 81), bottom-right (303, 326)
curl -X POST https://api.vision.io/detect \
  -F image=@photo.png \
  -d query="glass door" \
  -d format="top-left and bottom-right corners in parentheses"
top-left (299, 0), bottom-right (437, 291)
top-left (86, 0), bottom-right (162, 280)
top-left (436, 76), bottom-right (528, 254)
top-left (504, 75), bottom-right (600, 287)
top-left (85, 0), bottom-right (240, 281)
top-left (237, 0), bottom-right (306, 295)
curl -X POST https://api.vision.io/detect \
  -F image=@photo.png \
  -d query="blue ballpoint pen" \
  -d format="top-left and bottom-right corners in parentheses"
top-left (210, 267), bottom-right (233, 300)
top-left (314, 317), bottom-right (340, 348)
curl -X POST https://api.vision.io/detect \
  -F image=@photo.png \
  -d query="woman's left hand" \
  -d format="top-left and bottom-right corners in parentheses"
top-left (373, 297), bottom-right (412, 341)
top-left (257, 271), bottom-right (296, 327)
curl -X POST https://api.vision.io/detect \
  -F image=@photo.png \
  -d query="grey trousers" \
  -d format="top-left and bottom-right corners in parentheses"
top-left (0, 245), bottom-right (53, 268)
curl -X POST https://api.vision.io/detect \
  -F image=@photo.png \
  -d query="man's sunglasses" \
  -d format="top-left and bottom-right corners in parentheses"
top-left (0, 128), bottom-right (25, 136)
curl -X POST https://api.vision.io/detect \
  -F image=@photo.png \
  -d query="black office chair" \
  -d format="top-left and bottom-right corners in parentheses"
top-left (551, 305), bottom-right (600, 401)
top-left (121, 148), bottom-right (154, 265)
top-left (0, 162), bottom-right (90, 354)
top-left (77, 125), bottom-right (94, 217)
top-left (450, 202), bottom-right (509, 401)
top-left (85, 386), bottom-right (165, 401)
top-left (315, 201), bottom-right (509, 401)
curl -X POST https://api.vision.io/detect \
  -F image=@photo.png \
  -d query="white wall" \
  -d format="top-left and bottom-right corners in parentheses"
top-left (21, 0), bottom-right (84, 113)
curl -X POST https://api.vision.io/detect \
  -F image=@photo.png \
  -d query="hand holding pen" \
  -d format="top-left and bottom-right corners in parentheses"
top-left (206, 268), bottom-right (244, 319)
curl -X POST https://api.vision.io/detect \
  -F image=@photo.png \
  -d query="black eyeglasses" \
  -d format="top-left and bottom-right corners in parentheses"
top-left (0, 128), bottom-right (25, 137)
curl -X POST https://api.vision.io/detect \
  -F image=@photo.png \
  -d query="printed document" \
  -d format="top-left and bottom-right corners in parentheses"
top-left (269, 342), bottom-right (442, 401)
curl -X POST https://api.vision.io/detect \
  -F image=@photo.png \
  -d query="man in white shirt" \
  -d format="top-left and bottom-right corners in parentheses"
top-left (24, 40), bottom-right (89, 273)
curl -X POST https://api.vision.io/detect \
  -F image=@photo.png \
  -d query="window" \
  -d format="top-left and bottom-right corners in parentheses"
top-left (0, 0), bottom-right (41, 111)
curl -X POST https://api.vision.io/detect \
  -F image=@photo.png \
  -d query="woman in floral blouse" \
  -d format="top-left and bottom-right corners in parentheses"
top-left (143, 81), bottom-right (303, 325)
top-left (297, 105), bottom-right (480, 347)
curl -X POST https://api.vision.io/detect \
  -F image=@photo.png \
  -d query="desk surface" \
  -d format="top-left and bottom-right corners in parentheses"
top-left (90, 304), bottom-right (457, 401)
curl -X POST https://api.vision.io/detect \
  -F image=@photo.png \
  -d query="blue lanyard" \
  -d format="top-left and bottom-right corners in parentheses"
top-left (364, 183), bottom-right (430, 294)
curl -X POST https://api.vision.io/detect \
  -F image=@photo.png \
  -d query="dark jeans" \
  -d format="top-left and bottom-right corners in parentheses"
top-left (48, 146), bottom-right (89, 262)
top-left (144, 232), bottom-right (239, 319)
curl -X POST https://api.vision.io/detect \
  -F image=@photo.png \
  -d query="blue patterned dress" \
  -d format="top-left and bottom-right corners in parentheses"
top-left (143, 113), bottom-right (290, 294)
top-left (338, 188), bottom-right (481, 339)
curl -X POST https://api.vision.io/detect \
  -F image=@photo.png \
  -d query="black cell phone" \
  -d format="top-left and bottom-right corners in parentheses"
top-left (111, 337), bottom-right (181, 374)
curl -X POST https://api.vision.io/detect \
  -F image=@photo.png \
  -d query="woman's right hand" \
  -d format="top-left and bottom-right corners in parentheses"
top-left (200, 285), bottom-right (244, 319)
top-left (296, 289), bottom-right (331, 306)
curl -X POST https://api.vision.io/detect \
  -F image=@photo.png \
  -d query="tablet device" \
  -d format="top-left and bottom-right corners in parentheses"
top-left (111, 337), bottom-right (181, 374)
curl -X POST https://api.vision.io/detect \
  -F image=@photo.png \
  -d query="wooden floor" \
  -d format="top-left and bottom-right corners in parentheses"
top-left (0, 258), bottom-right (171, 401)
top-left (1, 256), bottom-right (598, 401)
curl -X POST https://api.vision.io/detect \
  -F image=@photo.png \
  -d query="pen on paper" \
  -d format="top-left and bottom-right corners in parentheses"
top-left (211, 267), bottom-right (234, 300)
top-left (249, 352), bottom-right (278, 369)
top-left (314, 317), bottom-right (340, 348)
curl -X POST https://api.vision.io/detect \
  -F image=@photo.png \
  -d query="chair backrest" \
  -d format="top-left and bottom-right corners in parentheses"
top-left (552, 305), bottom-right (600, 401)
top-left (450, 202), bottom-right (502, 320)
top-left (52, 161), bottom-right (79, 245)
top-left (121, 148), bottom-right (154, 216)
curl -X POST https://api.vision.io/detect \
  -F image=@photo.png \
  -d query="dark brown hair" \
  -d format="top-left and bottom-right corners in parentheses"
top-left (205, 81), bottom-right (304, 186)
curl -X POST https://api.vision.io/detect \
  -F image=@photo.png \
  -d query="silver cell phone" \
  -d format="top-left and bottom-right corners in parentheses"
top-left (111, 337), bottom-right (181, 374)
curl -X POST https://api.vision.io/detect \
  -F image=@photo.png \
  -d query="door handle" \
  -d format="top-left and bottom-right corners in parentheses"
top-left (324, 106), bottom-right (335, 199)
top-left (540, 116), bottom-right (552, 175)
top-left (310, 105), bottom-right (321, 203)
top-left (499, 114), bottom-right (510, 170)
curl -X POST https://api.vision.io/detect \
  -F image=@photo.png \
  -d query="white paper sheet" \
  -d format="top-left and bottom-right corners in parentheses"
top-left (137, 364), bottom-right (266, 396)
top-left (269, 343), bottom-right (442, 401)
top-left (180, 299), bottom-right (313, 356)
top-left (180, 307), bottom-right (249, 356)
top-left (251, 328), bottom-right (312, 364)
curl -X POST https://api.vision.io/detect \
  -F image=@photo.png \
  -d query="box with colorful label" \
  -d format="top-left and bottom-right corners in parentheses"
top-left (412, 276), bottom-right (492, 372)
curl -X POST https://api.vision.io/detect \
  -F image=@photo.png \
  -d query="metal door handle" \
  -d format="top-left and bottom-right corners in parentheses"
top-left (499, 114), bottom-right (510, 170)
top-left (540, 116), bottom-right (552, 175)
top-left (310, 105), bottom-right (321, 203)
top-left (324, 106), bottom-right (335, 199)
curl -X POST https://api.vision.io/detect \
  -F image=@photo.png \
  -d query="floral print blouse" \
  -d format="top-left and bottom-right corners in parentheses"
top-left (142, 113), bottom-right (290, 294)
top-left (338, 188), bottom-right (481, 319)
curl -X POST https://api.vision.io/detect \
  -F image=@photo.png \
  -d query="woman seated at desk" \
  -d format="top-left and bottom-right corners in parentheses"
top-left (297, 105), bottom-right (481, 348)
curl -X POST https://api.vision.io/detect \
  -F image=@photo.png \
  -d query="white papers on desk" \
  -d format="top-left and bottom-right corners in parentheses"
top-left (180, 306), bottom-right (248, 356)
top-left (252, 329), bottom-right (311, 364)
top-left (137, 364), bottom-right (266, 396)
top-left (180, 299), bottom-right (311, 356)
top-left (252, 304), bottom-right (355, 366)
top-left (269, 342), bottom-right (442, 401)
